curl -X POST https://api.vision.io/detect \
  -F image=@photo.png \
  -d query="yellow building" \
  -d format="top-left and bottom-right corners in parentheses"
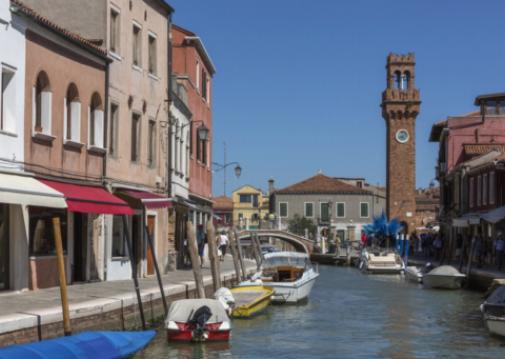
top-left (232, 185), bottom-right (268, 229)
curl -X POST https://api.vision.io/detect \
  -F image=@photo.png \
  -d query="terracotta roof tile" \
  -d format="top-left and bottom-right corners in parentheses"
top-left (12, 0), bottom-right (108, 57)
top-left (275, 174), bottom-right (371, 195)
top-left (212, 196), bottom-right (233, 210)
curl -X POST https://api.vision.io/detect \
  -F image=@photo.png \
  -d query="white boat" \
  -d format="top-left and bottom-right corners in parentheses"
top-left (404, 266), bottom-right (423, 283)
top-left (359, 249), bottom-right (404, 274)
top-left (481, 285), bottom-right (505, 338)
top-left (240, 252), bottom-right (319, 304)
top-left (422, 265), bottom-right (466, 289)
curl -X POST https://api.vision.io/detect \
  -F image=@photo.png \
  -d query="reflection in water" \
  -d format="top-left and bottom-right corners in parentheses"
top-left (136, 267), bottom-right (505, 359)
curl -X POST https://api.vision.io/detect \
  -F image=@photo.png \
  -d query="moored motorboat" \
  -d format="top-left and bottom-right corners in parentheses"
top-left (359, 249), bottom-right (404, 274)
top-left (165, 299), bottom-right (231, 342)
top-left (0, 330), bottom-right (156, 359)
top-left (422, 265), bottom-right (466, 289)
top-left (404, 266), bottom-right (423, 283)
top-left (229, 285), bottom-right (274, 318)
top-left (240, 252), bottom-right (319, 304)
top-left (481, 285), bottom-right (505, 337)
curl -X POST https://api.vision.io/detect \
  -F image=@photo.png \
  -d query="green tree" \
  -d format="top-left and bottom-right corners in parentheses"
top-left (288, 214), bottom-right (316, 237)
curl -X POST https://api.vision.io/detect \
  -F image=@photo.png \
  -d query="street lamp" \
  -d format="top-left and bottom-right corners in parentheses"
top-left (212, 160), bottom-right (242, 196)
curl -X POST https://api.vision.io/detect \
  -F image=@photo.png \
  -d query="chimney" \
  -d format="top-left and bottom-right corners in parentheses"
top-left (268, 178), bottom-right (275, 196)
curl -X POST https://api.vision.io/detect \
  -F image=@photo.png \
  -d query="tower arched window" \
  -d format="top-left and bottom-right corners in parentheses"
top-left (89, 92), bottom-right (104, 147)
top-left (402, 71), bottom-right (411, 90)
top-left (65, 83), bottom-right (80, 142)
top-left (33, 71), bottom-right (51, 134)
top-left (394, 71), bottom-right (402, 90)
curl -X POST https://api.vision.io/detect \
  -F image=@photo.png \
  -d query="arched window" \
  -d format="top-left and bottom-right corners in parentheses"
top-left (402, 71), bottom-right (411, 90)
top-left (394, 71), bottom-right (402, 90)
top-left (34, 71), bottom-right (51, 134)
top-left (65, 83), bottom-right (80, 142)
top-left (89, 93), bottom-right (104, 147)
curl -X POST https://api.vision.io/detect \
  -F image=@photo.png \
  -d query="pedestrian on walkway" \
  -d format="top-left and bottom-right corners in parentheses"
top-left (218, 231), bottom-right (229, 261)
top-left (495, 232), bottom-right (505, 270)
top-left (196, 225), bottom-right (207, 267)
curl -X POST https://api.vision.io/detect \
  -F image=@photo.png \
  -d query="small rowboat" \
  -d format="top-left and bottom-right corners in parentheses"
top-left (230, 285), bottom-right (274, 318)
top-left (0, 330), bottom-right (156, 359)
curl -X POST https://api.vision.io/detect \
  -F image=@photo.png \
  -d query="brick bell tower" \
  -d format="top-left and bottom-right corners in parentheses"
top-left (381, 53), bottom-right (421, 231)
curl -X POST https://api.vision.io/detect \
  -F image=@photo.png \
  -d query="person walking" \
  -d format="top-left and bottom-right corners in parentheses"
top-left (196, 225), bottom-right (207, 267)
top-left (495, 232), bottom-right (505, 271)
top-left (218, 231), bottom-right (229, 261)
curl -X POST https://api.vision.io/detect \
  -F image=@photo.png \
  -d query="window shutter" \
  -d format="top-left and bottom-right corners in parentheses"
top-left (32, 86), bottom-right (36, 132)
top-left (94, 109), bottom-right (104, 147)
top-left (41, 91), bottom-right (52, 134)
top-left (63, 97), bottom-right (67, 139)
top-left (71, 101), bottom-right (81, 142)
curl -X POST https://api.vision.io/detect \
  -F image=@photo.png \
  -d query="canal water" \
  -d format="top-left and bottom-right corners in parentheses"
top-left (135, 266), bottom-right (504, 358)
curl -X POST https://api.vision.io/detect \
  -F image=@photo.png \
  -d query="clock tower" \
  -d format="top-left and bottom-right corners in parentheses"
top-left (381, 53), bottom-right (420, 230)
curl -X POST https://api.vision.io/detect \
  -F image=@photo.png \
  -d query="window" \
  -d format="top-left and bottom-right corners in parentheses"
top-left (196, 62), bottom-right (200, 90)
top-left (252, 195), bottom-right (259, 208)
top-left (64, 83), bottom-right (80, 142)
top-left (477, 175), bottom-right (482, 207)
top-left (131, 112), bottom-right (141, 161)
top-left (469, 177), bottom-right (475, 208)
top-left (109, 103), bottom-right (118, 155)
top-left (336, 202), bottom-right (345, 218)
top-left (89, 93), bottom-right (104, 147)
top-left (239, 194), bottom-right (252, 203)
top-left (483, 173), bottom-right (488, 206)
top-left (394, 71), bottom-right (401, 89)
top-left (29, 207), bottom-right (67, 256)
top-left (174, 125), bottom-right (179, 172)
top-left (148, 119), bottom-right (156, 167)
top-left (490, 171), bottom-right (496, 205)
top-left (148, 33), bottom-right (157, 75)
top-left (196, 129), bottom-right (207, 164)
top-left (403, 71), bottom-right (411, 90)
top-left (304, 202), bottom-right (314, 218)
top-left (485, 101), bottom-right (498, 115)
top-left (110, 8), bottom-right (120, 54)
top-left (320, 202), bottom-right (330, 222)
top-left (33, 71), bottom-right (51, 134)
top-left (111, 215), bottom-right (127, 257)
top-left (1, 65), bottom-right (16, 133)
top-left (360, 202), bottom-right (369, 218)
top-left (189, 121), bottom-right (193, 156)
top-left (238, 213), bottom-right (243, 221)
top-left (201, 69), bottom-right (208, 100)
top-left (132, 23), bottom-right (141, 67)
top-left (279, 202), bottom-right (288, 218)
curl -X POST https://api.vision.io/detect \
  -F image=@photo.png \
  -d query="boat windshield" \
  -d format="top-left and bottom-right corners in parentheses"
top-left (263, 255), bottom-right (311, 269)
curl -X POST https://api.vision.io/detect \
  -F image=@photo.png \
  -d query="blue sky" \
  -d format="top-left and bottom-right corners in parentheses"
top-left (168, 0), bottom-right (505, 196)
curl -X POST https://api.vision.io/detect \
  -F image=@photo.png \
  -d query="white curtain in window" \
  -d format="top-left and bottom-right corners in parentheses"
top-left (94, 109), bottom-right (104, 147)
top-left (70, 101), bottom-right (81, 142)
top-left (41, 91), bottom-right (52, 134)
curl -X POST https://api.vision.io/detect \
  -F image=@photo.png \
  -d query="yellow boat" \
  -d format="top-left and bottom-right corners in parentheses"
top-left (230, 285), bottom-right (274, 318)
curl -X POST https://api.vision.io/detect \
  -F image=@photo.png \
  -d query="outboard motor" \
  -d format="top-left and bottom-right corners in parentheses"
top-left (425, 262), bottom-right (435, 273)
top-left (189, 305), bottom-right (213, 340)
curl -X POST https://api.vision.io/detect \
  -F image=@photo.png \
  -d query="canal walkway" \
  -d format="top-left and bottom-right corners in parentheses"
top-left (0, 256), bottom-right (256, 346)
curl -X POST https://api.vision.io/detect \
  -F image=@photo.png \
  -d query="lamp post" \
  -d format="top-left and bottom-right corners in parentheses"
top-left (212, 153), bottom-right (242, 197)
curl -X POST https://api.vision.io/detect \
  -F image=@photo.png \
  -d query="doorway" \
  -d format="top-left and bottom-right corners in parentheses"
top-left (146, 215), bottom-right (156, 276)
top-left (0, 204), bottom-right (9, 290)
top-left (73, 213), bottom-right (87, 282)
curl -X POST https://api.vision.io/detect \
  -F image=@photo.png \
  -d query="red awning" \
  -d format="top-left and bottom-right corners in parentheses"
top-left (39, 179), bottom-right (134, 215)
top-left (118, 189), bottom-right (173, 209)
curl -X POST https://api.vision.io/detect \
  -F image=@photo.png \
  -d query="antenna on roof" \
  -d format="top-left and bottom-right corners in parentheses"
top-left (317, 169), bottom-right (323, 174)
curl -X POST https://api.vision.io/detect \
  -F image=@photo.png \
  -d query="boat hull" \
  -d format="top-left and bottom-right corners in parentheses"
top-left (166, 328), bottom-right (230, 342)
top-left (269, 271), bottom-right (319, 304)
top-left (405, 267), bottom-right (423, 283)
top-left (484, 316), bottom-right (505, 337)
top-left (423, 275), bottom-right (464, 289)
top-left (231, 286), bottom-right (273, 318)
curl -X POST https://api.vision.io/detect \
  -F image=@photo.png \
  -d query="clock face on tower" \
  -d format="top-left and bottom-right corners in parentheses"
top-left (395, 129), bottom-right (409, 143)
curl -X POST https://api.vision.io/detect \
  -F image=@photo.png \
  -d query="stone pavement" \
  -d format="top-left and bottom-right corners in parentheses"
top-left (0, 256), bottom-right (256, 339)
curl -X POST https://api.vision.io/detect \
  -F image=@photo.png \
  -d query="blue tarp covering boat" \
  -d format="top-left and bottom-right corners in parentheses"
top-left (0, 330), bottom-right (156, 359)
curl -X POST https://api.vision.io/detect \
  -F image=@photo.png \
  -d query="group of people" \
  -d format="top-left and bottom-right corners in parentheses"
top-left (194, 225), bottom-right (230, 266)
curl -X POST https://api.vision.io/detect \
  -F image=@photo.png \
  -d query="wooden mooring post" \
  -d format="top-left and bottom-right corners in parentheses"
top-left (207, 221), bottom-right (221, 291)
top-left (233, 228), bottom-right (247, 280)
top-left (144, 223), bottom-right (168, 316)
top-left (52, 217), bottom-right (71, 336)
top-left (228, 229), bottom-right (243, 283)
top-left (187, 221), bottom-right (205, 298)
top-left (251, 233), bottom-right (263, 270)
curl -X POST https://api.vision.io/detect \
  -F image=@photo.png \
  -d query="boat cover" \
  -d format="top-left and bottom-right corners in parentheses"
top-left (166, 299), bottom-right (229, 324)
top-left (263, 252), bottom-right (310, 268)
top-left (0, 330), bottom-right (156, 359)
top-left (426, 265), bottom-right (465, 277)
top-left (487, 285), bottom-right (505, 305)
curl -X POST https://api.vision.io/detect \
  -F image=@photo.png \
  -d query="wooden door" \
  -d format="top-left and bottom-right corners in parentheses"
top-left (146, 215), bottom-right (155, 276)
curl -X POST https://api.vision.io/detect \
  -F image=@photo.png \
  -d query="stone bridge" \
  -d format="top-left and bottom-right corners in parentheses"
top-left (237, 229), bottom-right (314, 254)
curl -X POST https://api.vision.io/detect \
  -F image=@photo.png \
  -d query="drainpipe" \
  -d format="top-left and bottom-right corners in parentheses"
top-left (166, 13), bottom-right (173, 197)
top-left (103, 59), bottom-right (110, 182)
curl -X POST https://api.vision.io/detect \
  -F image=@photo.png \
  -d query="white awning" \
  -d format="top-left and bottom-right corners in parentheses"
top-left (452, 218), bottom-right (469, 228)
top-left (482, 207), bottom-right (505, 224)
top-left (0, 172), bottom-right (67, 208)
